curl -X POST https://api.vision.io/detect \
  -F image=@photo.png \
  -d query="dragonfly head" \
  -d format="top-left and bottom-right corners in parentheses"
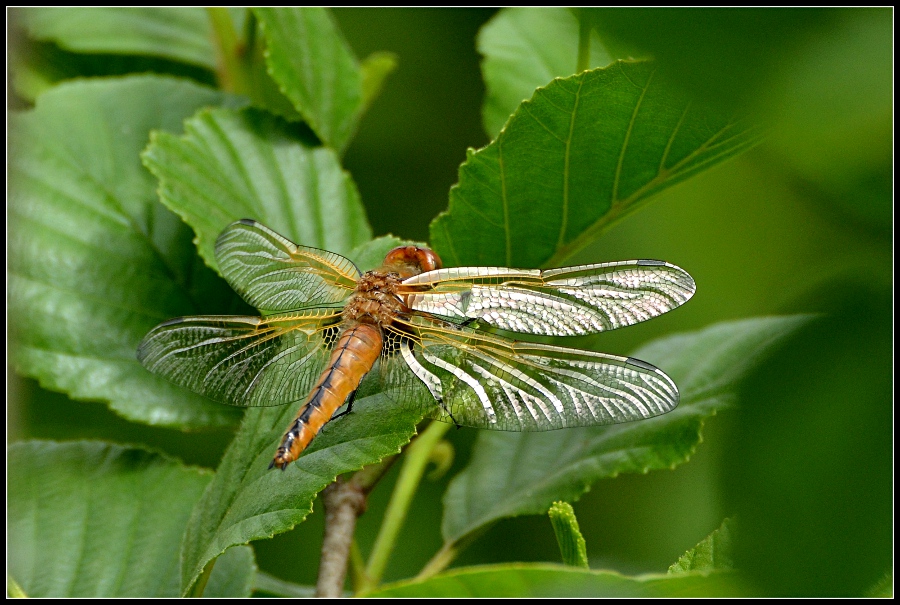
top-left (382, 246), bottom-right (443, 278)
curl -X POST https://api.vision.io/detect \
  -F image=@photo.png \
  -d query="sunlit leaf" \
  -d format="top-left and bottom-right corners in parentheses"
top-left (8, 76), bottom-right (245, 429)
top-left (238, 15), bottom-right (306, 125)
top-left (431, 61), bottom-right (764, 269)
top-left (142, 106), bottom-right (372, 270)
top-left (254, 7), bottom-right (375, 153)
top-left (8, 441), bottom-right (254, 597)
top-left (440, 316), bottom-right (810, 546)
top-left (668, 518), bottom-right (734, 573)
top-left (179, 394), bottom-right (423, 595)
top-left (15, 7), bottom-right (221, 69)
top-left (360, 51), bottom-right (399, 113)
top-left (10, 37), bottom-right (216, 104)
top-left (365, 564), bottom-right (747, 597)
top-left (478, 7), bottom-right (619, 138)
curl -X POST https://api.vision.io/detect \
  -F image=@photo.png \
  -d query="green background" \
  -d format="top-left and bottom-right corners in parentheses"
top-left (9, 8), bottom-right (891, 596)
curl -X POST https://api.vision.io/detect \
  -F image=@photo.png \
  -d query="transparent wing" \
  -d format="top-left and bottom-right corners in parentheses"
top-left (137, 310), bottom-right (342, 407)
top-left (401, 260), bottom-right (695, 336)
top-left (215, 219), bottom-right (360, 312)
top-left (372, 315), bottom-right (679, 432)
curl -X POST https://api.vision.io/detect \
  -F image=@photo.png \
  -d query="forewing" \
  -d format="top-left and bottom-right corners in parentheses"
top-left (382, 315), bottom-right (679, 431)
top-left (401, 260), bottom-right (695, 336)
top-left (215, 219), bottom-right (359, 312)
top-left (137, 310), bottom-right (341, 407)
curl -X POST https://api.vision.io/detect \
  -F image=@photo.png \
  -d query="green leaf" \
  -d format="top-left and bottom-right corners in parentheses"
top-left (360, 51), bottom-right (399, 113)
top-left (578, 9), bottom-right (891, 233)
top-left (204, 546), bottom-right (256, 598)
top-left (252, 572), bottom-right (317, 598)
top-left (16, 7), bottom-right (220, 70)
top-left (254, 7), bottom-right (368, 153)
top-left (8, 76), bottom-right (245, 429)
top-left (478, 7), bottom-right (619, 139)
top-left (179, 393), bottom-right (424, 595)
top-left (365, 564), bottom-right (747, 598)
top-left (141, 106), bottom-right (372, 270)
top-left (431, 61), bottom-right (764, 269)
top-left (8, 441), bottom-right (255, 597)
top-left (238, 16), bottom-right (306, 124)
top-left (669, 518), bottom-right (734, 573)
top-left (548, 502), bottom-right (589, 568)
top-left (440, 316), bottom-right (810, 547)
top-left (10, 37), bottom-right (216, 104)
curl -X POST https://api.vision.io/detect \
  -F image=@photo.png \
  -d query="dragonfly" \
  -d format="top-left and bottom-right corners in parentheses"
top-left (138, 219), bottom-right (695, 470)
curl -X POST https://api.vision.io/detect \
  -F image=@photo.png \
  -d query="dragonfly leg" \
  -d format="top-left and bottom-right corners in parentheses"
top-left (331, 376), bottom-right (365, 421)
top-left (435, 397), bottom-right (461, 429)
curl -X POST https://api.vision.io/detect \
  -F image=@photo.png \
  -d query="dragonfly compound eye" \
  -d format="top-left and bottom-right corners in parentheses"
top-left (383, 246), bottom-right (442, 276)
top-left (138, 219), bottom-right (695, 470)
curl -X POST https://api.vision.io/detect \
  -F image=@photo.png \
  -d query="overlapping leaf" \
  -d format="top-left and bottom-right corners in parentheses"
top-left (254, 8), bottom-right (395, 153)
top-left (431, 61), bottom-right (764, 269)
top-left (669, 518), bottom-right (734, 573)
top-left (8, 441), bottom-right (255, 597)
top-left (365, 564), bottom-right (745, 598)
top-left (11, 37), bottom-right (217, 104)
top-left (478, 7), bottom-right (618, 138)
top-left (142, 106), bottom-right (372, 270)
top-left (179, 394), bottom-right (424, 595)
top-left (440, 316), bottom-right (810, 546)
top-left (8, 76), bottom-right (245, 429)
top-left (15, 7), bottom-right (223, 69)
top-left (136, 93), bottom-right (429, 594)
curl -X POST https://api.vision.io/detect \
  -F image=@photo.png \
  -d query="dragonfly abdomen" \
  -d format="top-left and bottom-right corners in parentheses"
top-left (271, 322), bottom-right (383, 469)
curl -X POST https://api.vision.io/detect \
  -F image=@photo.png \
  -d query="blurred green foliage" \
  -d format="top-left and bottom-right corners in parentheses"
top-left (724, 283), bottom-right (892, 596)
top-left (8, 7), bottom-right (891, 597)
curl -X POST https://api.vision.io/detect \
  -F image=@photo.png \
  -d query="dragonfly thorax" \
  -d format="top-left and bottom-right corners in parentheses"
top-left (342, 271), bottom-right (405, 327)
top-left (138, 220), bottom-right (695, 471)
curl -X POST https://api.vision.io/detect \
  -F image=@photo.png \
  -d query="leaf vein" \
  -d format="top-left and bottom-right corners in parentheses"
top-left (612, 68), bottom-right (655, 204)
top-left (557, 74), bottom-right (585, 251)
top-left (519, 102), bottom-right (568, 144)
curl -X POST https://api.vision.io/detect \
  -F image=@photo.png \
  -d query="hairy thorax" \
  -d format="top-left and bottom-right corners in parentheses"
top-left (342, 271), bottom-right (405, 326)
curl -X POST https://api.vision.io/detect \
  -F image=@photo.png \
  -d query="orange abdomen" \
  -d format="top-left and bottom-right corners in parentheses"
top-left (271, 323), bottom-right (383, 469)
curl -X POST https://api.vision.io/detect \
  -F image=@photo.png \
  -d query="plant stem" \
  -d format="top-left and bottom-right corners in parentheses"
top-left (359, 421), bottom-right (452, 592)
top-left (349, 539), bottom-right (370, 592)
top-left (416, 542), bottom-right (459, 580)
top-left (206, 7), bottom-right (251, 94)
top-left (548, 501), bottom-right (589, 568)
top-left (416, 525), bottom-right (485, 580)
top-left (576, 12), bottom-right (592, 74)
top-left (316, 478), bottom-right (366, 598)
top-left (315, 455), bottom-right (398, 598)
